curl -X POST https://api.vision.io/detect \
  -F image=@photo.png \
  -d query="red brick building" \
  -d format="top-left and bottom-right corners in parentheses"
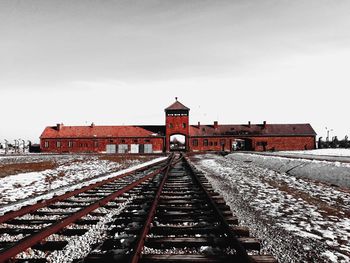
top-left (40, 99), bottom-right (316, 153)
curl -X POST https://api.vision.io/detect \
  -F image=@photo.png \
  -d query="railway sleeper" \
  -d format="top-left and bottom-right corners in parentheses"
top-left (47, 204), bottom-right (88, 209)
top-left (77, 253), bottom-right (131, 263)
top-left (6, 219), bottom-right (57, 225)
top-left (112, 216), bottom-right (148, 224)
top-left (155, 210), bottom-right (233, 218)
top-left (0, 228), bottom-right (40, 235)
top-left (31, 240), bottom-right (68, 251)
top-left (12, 259), bottom-right (47, 263)
top-left (100, 236), bottom-right (137, 250)
top-left (75, 219), bottom-right (100, 225)
top-left (150, 225), bottom-right (249, 237)
top-left (145, 236), bottom-right (261, 250)
top-left (156, 202), bottom-right (205, 207)
top-left (156, 205), bottom-right (213, 212)
top-left (159, 195), bottom-right (207, 201)
top-left (140, 254), bottom-right (277, 263)
top-left (154, 215), bottom-right (238, 225)
top-left (160, 190), bottom-right (204, 196)
top-left (59, 228), bottom-right (89, 236)
top-left (32, 211), bottom-right (75, 216)
top-left (156, 203), bottom-right (230, 211)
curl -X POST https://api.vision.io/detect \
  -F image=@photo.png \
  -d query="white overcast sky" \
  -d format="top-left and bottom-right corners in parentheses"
top-left (1, 0), bottom-right (349, 143)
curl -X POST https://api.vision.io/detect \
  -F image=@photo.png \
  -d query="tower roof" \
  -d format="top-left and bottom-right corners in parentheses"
top-left (165, 98), bottom-right (190, 111)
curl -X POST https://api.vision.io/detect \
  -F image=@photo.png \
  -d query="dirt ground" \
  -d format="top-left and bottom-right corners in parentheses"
top-left (0, 154), bottom-right (158, 179)
top-left (0, 161), bottom-right (58, 178)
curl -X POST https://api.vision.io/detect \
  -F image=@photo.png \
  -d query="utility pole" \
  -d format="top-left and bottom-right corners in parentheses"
top-left (21, 139), bottom-right (25, 153)
top-left (325, 127), bottom-right (333, 142)
top-left (14, 139), bottom-right (18, 154)
top-left (4, 140), bottom-right (8, 154)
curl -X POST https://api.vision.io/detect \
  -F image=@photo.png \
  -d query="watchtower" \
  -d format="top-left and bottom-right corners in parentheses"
top-left (165, 98), bottom-right (190, 151)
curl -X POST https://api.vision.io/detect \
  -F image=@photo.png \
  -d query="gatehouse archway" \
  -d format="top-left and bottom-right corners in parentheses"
top-left (169, 134), bottom-right (187, 151)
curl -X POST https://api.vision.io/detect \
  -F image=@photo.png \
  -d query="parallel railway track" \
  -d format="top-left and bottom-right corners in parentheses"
top-left (0, 154), bottom-right (276, 263)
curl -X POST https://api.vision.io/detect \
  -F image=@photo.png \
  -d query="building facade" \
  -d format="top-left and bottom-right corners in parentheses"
top-left (40, 99), bottom-right (316, 153)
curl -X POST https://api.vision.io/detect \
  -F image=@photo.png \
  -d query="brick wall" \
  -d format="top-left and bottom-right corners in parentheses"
top-left (165, 115), bottom-right (189, 151)
top-left (189, 137), bottom-right (232, 152)
top-left (251, 136), bottom-right (316, 151)
top-left (188, 136), bottom-right (316, 152)
top-left (40, 135), bottom-right (315, 153)
top-left (40, 137), bottom-right (165, 153)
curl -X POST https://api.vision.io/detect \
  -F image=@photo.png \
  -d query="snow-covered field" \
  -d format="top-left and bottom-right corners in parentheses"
top-left (230, 153), bottom-right (350, 188)
top-left (282, 148), bottom-right (350, 157)
top-left (0, 154), bottom-right (162, 212)
top-left (191, 154), bottom-right (350, 263)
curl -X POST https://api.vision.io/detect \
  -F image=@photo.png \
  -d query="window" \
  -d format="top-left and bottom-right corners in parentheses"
top-left (109, 139), bottom-right (114, 143)
top-left (209, 142), bottom-right (213, 146)
top-left (257, 141), bottom-right (267, 146)
top-left (68, 141), bottom-right (73, 148)
top-left (203, 139), bottom-right (208, 146)
top-left (192, 139), bottom-right (198, 146)
top-left (121, 140), bottom-right (126, 143)
top-left (145, 139), bottom-right (150, 143)
top-left (220, 139), bottom-right (226, 145)
top-left (94, 141), bottom-right (98, 147)
top-left (56, 141), bottom-right (61, 148)
top-left (133, 139), bottom-right (138, 143)
top-left (169, 123), bottom-right (173, 128)
top-left (214, 142), bottom-right (218, 146)
top-left (44, 141), bottom-right (49, 148)
top-left (182, 123), bottom-right (186, 128)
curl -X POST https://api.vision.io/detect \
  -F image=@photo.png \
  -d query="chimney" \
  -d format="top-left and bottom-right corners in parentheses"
top-left (90, 122), bottom-right (95, 128)
top-left (214, 121), bottom-right (218, 129)
top-left (198, 121), bottom-right (201, 128)
top-left (263, 121), bottom-right (267, 128)
top-left (248, 121), bottom-right (251, 127)
top-left (57, 123), bottom-right (63, 131)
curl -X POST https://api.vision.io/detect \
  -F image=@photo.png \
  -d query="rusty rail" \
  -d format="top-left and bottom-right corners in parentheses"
top-left (0, 157), bottom-right (172, 263)
top-left (0, 154), bottom-right (277, 262)
top-left (183, 155), bottom-right (253, 262)
top-left (0, 157), bottom-right (168, 224)
top-left (130, 154), bottom-right (176, 263)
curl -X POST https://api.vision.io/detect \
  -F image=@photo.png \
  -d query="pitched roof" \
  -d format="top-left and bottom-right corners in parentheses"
top-left (40, 125), bottom-right (162, 139)
top-left (40, 123), bottom-right (316, 139)
top-left (190, 123), bottom-right (316, 137)
top-left (165, 100), bottom-right (190, 111)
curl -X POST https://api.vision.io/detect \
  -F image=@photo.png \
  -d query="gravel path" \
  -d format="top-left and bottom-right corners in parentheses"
top-left (190, 154), bottom-right (350, 263)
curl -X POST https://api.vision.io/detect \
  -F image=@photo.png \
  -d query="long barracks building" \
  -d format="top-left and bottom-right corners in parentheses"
top-left (40, 99), bottom-right (317, 153)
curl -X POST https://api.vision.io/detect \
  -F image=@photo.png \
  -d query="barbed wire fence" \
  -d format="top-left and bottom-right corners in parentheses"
top-left (0, 139), bottom-right (31, 154)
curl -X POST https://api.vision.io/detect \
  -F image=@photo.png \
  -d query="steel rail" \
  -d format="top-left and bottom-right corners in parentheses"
top-left (129, 154), bottom-right (176, 263)
top-left (0, 159), bottom-right (172, 263)
top-left (183, 155), bottom-right (253, 263)
top-left (0, 157), bottom-right (169, 224)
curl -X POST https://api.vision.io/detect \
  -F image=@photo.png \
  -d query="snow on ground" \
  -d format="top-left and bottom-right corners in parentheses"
top-left (44, 197), bottom-right (133, 263)
top-left (190, 154), bottom-right (350, 263)
top-left (0, 156), bottom-right (117, 205)
top-left (0, 155), bottom-right (166, 215)
top-left (230, 153), bottom-right (350, 188)
top-left (282, 149), bottom-right (350, 157)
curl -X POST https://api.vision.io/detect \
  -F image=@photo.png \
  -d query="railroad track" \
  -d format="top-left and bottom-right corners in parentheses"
top-left (0, 154), bottom-right (276, 263)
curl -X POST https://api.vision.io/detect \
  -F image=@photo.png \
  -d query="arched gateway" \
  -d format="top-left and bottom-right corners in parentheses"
top-left (165, 98), bottom-right (190, 152)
